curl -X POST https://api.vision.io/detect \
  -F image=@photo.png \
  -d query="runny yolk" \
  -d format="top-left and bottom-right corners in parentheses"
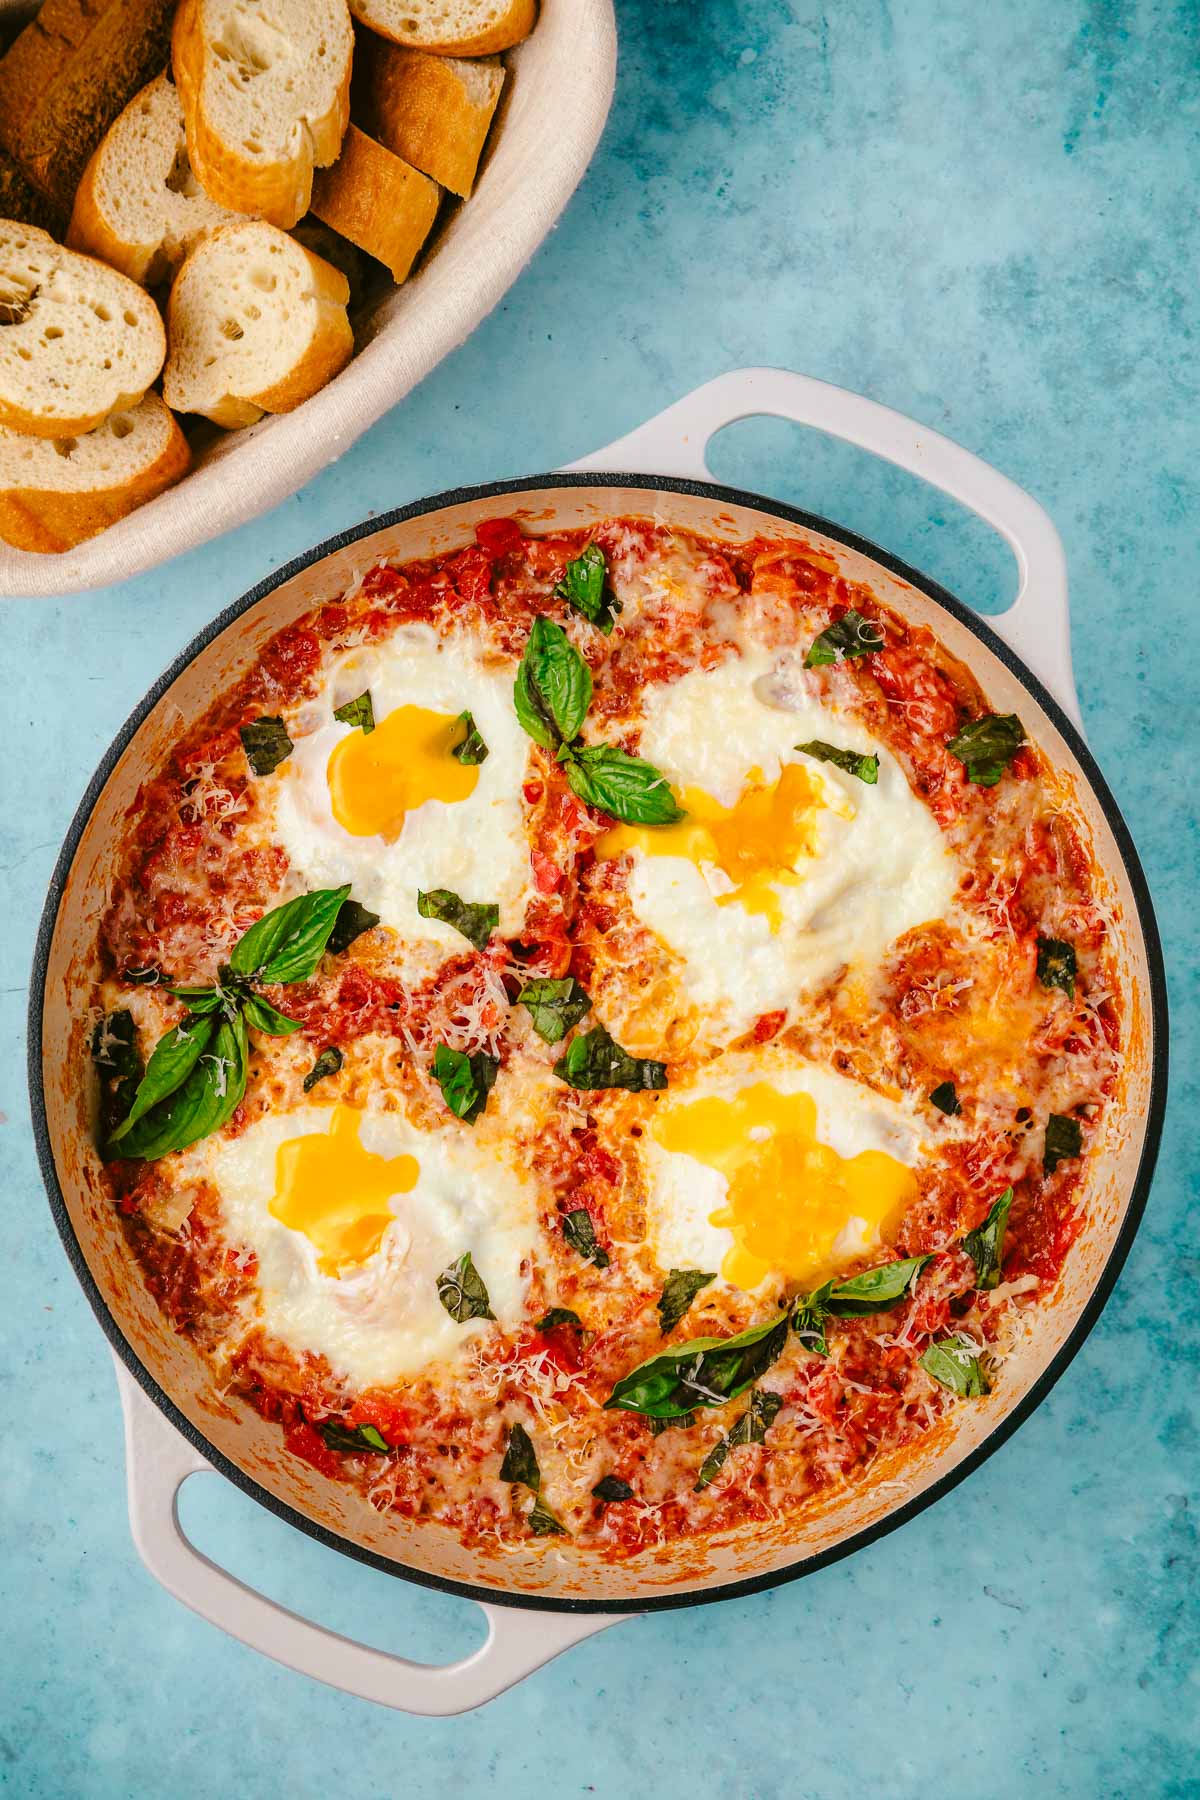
top-left (270, 1105), bottom-right (418, 1275)
top-left (652, 1083), bottom-right (916, 1289)
top-left (327, 705), bottom-right (479, 840)
top-left (596, 763), bottom-right (831, 932)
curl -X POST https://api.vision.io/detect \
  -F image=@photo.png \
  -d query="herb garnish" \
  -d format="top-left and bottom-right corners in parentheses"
top-left (804, 609), bottom-right (884, 668)
top-left (790, 1255), bottom-right (932, 1356)
top-left (431, 1044), bottom-right (499, 1124)
top-left (1044, 1114), bottom-right (1083, 1175)
top-left (91, 1010), bottom-right (142, 1120)
top-left (694, 1389), bottom-right (782, 1492)
top-left (657, 1269), bottom-right (717, 1335)
top-left (534, 1307), bottom-right (584, 1332)
top-left (592, 1475), bottom-right (634, 1503)
top-left (326, 899), bottom-right (380, 954)
top-left (929, 1080), bottom-right (961, 1116)
top-left (417, 887), bottom-right (499, 952)
top-left (499, 1421), bottom-right (541, 1488)
top-left (303, 1046), bottom-right (343, 1092)
top-left (239, 715), bottom-right (293, 776)
top-left (604, 1312), bottom-right (790, 1421)
top-left (555, 542), bottom-right (621, 634)
top-left (1036, 935), bottom-right (1076, 1000)
top-left (516, 976), bottom-right (591, 1044)
top-left (333, 691), bottom-right (375, 734)
top-left (553, 1024), bottom-right (667, 1093)
top-left (946, 713), bottom-right (1026, 786)
top-left (961, 1188), bottom-right (1013, 1289)
top-left (920, 1336), bottom-right (991, 1397)
top-left (451, 710), bottom-right (489, 765)
top-left (562, 1208), bottom-right (610, 1268)
top-left (527, 1496), bottom-right (567, 1535)
top-left (795, 740), bottom-right (879, 784)
top-left (318, 1420), bottom-right (392, 1455)
top-left (436, 1251), bottom-right (496, 1322)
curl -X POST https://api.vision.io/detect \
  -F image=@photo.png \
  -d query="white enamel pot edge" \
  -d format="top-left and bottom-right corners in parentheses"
top-left (31, 369), bottom-right (1168, 1715)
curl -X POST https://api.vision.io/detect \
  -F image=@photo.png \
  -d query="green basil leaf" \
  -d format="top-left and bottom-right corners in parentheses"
top-left (241, 993), bottom-right (303, 1036)
top-left (303, 1047), bottom-right (343, 1093)
top-left (499, 1421), bottom-right (540, 1489)
top-left (946, 713), bottom-right (1026, 786)
top-left (513, 616), bottom-right (592, 748)
top-left (432, 1044), bottom-right (498, 1125)
top-left (164, 985), bottom-right (225, 1014)
top-left (534, 1307), bottom-right (584, 1332)
top-left (327, 898), bottom-right (380, 955)
top-left (657, 1269), bottom-right (717, 1336)
top-left (555, 542), bottom-right (621, 635)
top-left (929, 1080), bottom-right (961, 1116)
top-left (527, 1495), bottom-right (567, 1536)
top-left (451, 710), bottom-right (489, 765)
top-left (124, 966), bottom-right (161, 986)
top-left (694, 1388), bottom-right (783, 1491)
top-left (804, 608), bottom-right (885, 668)
top-left (333, 691), bottom-right (375, 734)
top-left (564, 743), bottom-right (684, 826)
top-left (592, 1475), bottom-right (634, 1503)
top-left (604, 1312), bottom-right (790, 1420)
top-left (436, 1250), bottom-right (496, 1323)
top-left (318, 1420), bottom-right (394, 1455)
top-left (790, 1284), bottom-right (832, 1356)
top-left (649, 1412), bottom-right (694, 1434)
top-left (1044, 1114), bottom-right (1083, 1175)
top-left (822, 1254), bottom-right (932, 1316)
top-left (795, 740), bottom-right (879, 784)
top-left (517, 976), bottom-right (591, 1044)
top-left (417, 888), bottom-right (498, 953)
top-left (240, 715), bottom-right (293, 776)
top-left (114, 1010), bottom-right (248, 1161)
top-left (91, 1010), bottom-right (142, 1118)
top-left (962, 1187), bottom-right (1013, 1289)
top-left (1036, 935), bottom-right (1077, 1000)
top-left (230, 885), bottom-right (351, 983)
top-left (553, 1024), bottom-right (667, 1093)
top-left (920, 1336), bottom-right (991, 1397)
top-left (562, 1208), bottom-right (610, 1268)
top-left (109, 1013), bottom-right (216, 1144)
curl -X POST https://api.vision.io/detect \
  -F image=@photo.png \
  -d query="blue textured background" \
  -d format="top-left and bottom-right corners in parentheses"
top-left (1, 2), bottom-right (1195, 1793)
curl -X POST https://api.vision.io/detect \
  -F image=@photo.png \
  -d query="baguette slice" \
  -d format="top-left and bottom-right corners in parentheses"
top-left (353, 41), bottom-right (504, 197)
top-left (0, 392), bottom-right (189, 553)
top-left (0, 149), bottom-right (64, 236)
top-left (172, 0), bottom-right (354, 229)
top-left (310, 125), bottom-right (439, 284)
top-left (0, 224), bottom-right (166, 438)
top-left (163, 219), bottom-right (353, 427)
top-left (348, 0), bottom-right (534, 55)
top-left (68, 72), bottom-right (242, 287)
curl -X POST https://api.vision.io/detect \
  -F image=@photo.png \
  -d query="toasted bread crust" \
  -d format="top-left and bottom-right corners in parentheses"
top-left (310, 124), bottom-right (439, 284)
top-left (0, 399), bottom-right (190, 553)
top-left (348, 0), bottom-right (535, 56)
top-left (353, 41), bottom-right (503, 197)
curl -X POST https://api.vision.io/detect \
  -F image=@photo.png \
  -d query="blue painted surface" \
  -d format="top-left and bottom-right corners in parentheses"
top-left (0, 1), bottom-right (1195, 1793)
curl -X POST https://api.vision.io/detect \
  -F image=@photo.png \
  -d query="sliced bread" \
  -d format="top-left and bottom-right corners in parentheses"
top-left (0, 0), bottom-right (175, 219)
top-left (172, 0), bottom-right (354, 229)
top-left (310, 125), bottom-right (439, 284)
top-left (163, 219), bottom-right (353, 427)
top-left (68, 72), bottom-right (242, 287)
top-left (353, 40), bottom-right (504, 197)
top-left (0, 148), bottom-right (65, 237)
top-left (348, 0), bottom-right (535, 55)
top-left (0, 224), bottom-right (167, 438)
top-left (0, 391), bottom-right (189, 553)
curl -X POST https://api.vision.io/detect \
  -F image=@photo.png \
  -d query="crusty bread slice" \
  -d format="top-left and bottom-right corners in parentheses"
top-left (310, 125), bottom-right (439, 284)
top-left (172, 0), bottom-right (354, 229)
top-left (353, 40), bottom-right (504, 197)
top-left (163, 219), bottom-right (353, 427)
top-left (0, 148), bottom-right (64, 236)
top-left (0, 0), bottom-right (174, 220)
top-left (68, 72), bottom-right (242, 287)
top-left (0, 224), bottom-right (166, 438)
top-left (0, 391), bottom-right (189, 553)
top-left (348, 0), bottom-right (534, 55)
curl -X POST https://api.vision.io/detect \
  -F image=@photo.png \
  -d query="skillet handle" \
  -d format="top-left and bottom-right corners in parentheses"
top-left (566, 366), bottom-right (1082, 733)
top-left (115, 1363), bottom-right (627, 1716)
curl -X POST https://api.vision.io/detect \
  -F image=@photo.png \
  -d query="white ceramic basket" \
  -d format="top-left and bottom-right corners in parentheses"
top-left (0, 0), bottom-right (617, 599)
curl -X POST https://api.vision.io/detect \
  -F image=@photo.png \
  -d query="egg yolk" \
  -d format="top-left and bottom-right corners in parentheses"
top-left (597, 763), bottom-right (831, 931)
top-left (327, 705), bottom-right (479, 840)
top-left (652, 1083), bottom-right (916, 1289)
top-left (271, 1106), bottom-right (418, 1275)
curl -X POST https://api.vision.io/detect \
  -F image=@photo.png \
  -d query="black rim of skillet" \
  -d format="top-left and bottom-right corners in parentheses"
top-left (28, 472), bottom-right (1169, 1618)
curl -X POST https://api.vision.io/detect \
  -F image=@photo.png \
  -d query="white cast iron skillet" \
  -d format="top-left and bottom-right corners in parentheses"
top-left (29, 369), bottom-right (1168, 1714)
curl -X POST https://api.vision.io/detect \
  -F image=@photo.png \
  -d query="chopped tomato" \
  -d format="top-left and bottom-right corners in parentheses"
top-left (285, 1420), bottom-right (342, 1480)
top-left (347, 1394), bottom-right (412, 1446)
top-left (475, 517), bottom-right (525, 557)
top-left (531, 850), bottom-right (562, 894)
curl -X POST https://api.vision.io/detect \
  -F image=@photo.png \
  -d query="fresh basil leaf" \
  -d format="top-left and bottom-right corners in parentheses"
top-left (657, 1269), bottom-right (717, 1336)
top-left (302, 1047), bottom-right (343, 1093)
top-left (499, 1421), bottom-right (540, 1489)
top-left (553, 1024), bottom-right (667, 1093)
top-left (790, 1284), bottom-right (832, 1356)
top-left (327, 898), bottom-right (380, 955)
top-left (164, 984), bottom-right (225, 1014)
top-left (109, 1013), bottom-right (216, 1144)
top-left (124, 966), bottom-right (160, 986)
top-left (694, 1388), bottom-right (782, 1491)
top-left (804, 608), bottom-right (884, 669)
top-left (432, 1044), bottom-right (498, 1124)
top-left (946, 713), bottom-right (1026, 786)
top-left (650, 1412), bottom-right (693, 1434)
top-left (534, 1307), bottom-right (584, 1332)
top-left (513, 616), bottom-right (592, 748)
top-left (318, 1420), bottom-right (393, 1454)
top-left (517, 976), bottom-right (591, 1044)
top-left (962, 1187), bottom-right (1013, 1289)
top-left (564, 743), bottom-right (684, 826)
top-left (436, 1250), bottom-right (496, 1323)
top-left (527, 1495), bottom-right (567, 1536)
top-left (417, 888), bottom-right (498, 952)
top-left (920, 1336), bottom-right (991, 1397)
top-left (241, 993), bottom-right (303, 1036)
top-left (91, 1010), bottom-right (142, 1118)
top-left (333, 691), bottom-right (375, 734)
top-left (604, 1312), bottom-right (790, 1420)
top-left (451, 710), bottom-right (489, 765)
top-left (230, 885), bottom-right (351, 984)
top-left (795, 740), bottom-right (879, 784)
top-left (240, 715), bottom-right (293, 776)
top-left (592, 1475), bottom-right (634, 1503)
top-left (821, 1254), bottom-right (932, 1316)
top-left (1036, 935), bottom-right (1077, 1000)
top-left (555, 543), bottom-right (621, 635)
top-left (562, 1208), bottom-right (610, 1268)
top-left (1044, 1114), bottom-right (1083, 1175)
top-left (114, 1011), bottom-right (248, 1161)
top-left (929, 1080), bottom-right (961, 1116)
